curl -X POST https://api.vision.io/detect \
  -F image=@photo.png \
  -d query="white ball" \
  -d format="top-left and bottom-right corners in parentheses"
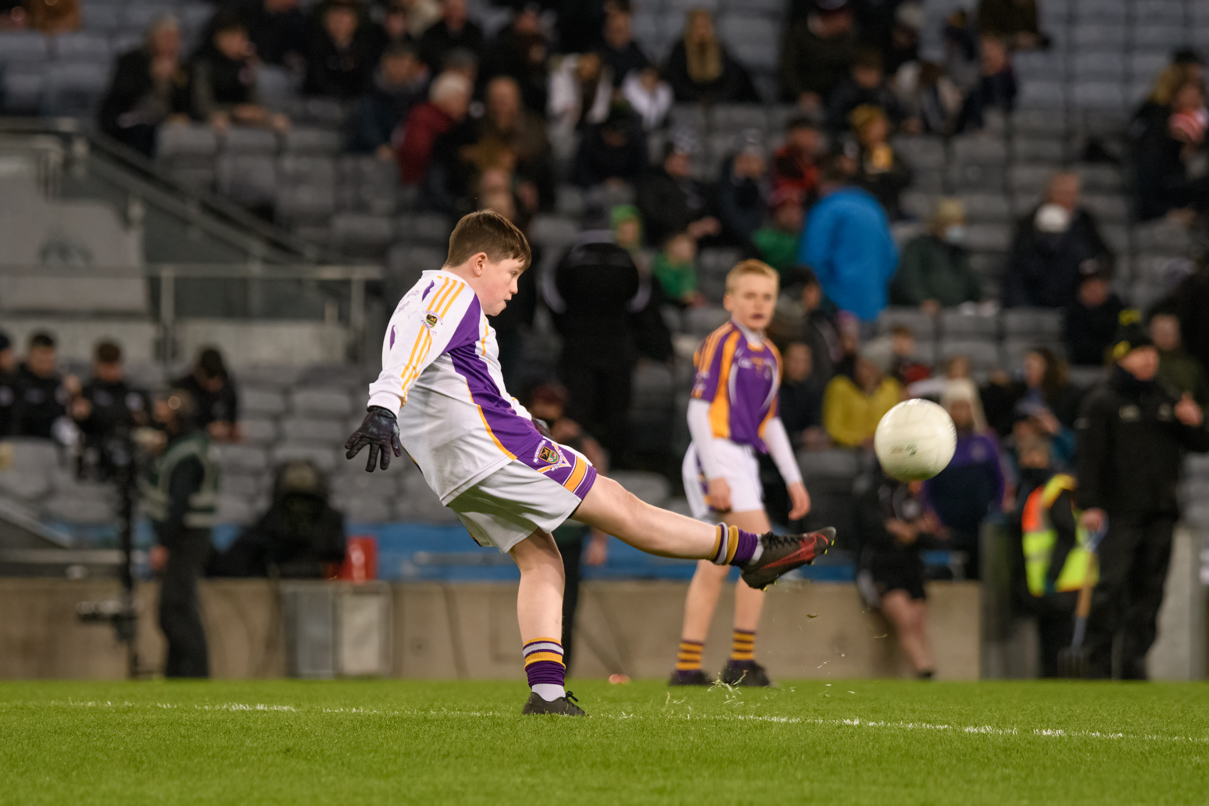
top-left (874, 399), bottom-right (957, 482)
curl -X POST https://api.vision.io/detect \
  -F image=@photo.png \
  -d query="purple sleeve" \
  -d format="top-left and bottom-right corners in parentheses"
top-left (690, 329), bottom-right (731, 402)
top-left (444, 294), bottom-right (483, 352)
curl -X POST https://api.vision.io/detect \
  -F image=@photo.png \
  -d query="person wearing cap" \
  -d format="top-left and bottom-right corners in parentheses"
top-left (716, 131), bottom-right (770, 250)
top-left (850, 104), bottom-right (912, 220)
top-left (1063, 259), bottom-right (1125, 367)
top-left (98, 15), bottom-right (191, 157)
top-left (1003, 171), bottom-right (1112, 309)
top-left (779, 0), bottom-right (858, 110)
top-left (0, 331), bottom-right (15, 437)
top-left (636, 136), bottom-right (720, 247)
top-left (143, 388), bottom-right (218, 678)
top-left (822, 337), bottom-right (902, 448)
top-left (174, 347), bottom-right (242, 443)
top-left (890, 198), bottom-right (981, 313)
top-left (1075, 312), bottom-right (1209, 679)
top-left (572, 104), bottom-right (649, 188)
top-left (798, 156), bottom-right (898, 323)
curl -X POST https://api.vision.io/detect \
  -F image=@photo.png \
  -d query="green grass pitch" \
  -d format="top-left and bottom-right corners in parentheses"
top-left (2, 679), bottom-right (1207, 805)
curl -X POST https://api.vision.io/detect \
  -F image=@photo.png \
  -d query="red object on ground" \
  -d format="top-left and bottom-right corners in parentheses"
top-left (333, 536), bottom-right (378, 582)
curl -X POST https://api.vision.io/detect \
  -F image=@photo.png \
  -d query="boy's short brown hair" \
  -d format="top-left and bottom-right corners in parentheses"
top-left (725, 259), bottom-right (780, 295)
top-left (445, 210), bottom-right (532, 270)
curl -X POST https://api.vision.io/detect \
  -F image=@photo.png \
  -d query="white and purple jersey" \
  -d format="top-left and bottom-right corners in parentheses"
top-left (367, 270), bottom-right (596, 505)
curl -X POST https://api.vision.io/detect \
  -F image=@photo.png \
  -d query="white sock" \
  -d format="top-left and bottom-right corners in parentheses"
top-left (531, 683), bottom-right (565, 702)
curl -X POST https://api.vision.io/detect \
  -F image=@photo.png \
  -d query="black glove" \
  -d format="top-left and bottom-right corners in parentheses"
top-left (345, 406), bottom-right (403, 472)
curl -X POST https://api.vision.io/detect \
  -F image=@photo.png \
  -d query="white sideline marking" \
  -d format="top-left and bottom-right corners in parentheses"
top-left (11, 699), bottom-right (1207, 745)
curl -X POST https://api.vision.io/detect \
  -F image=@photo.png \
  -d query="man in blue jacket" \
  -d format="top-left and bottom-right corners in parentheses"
top-left (797, 157), bottom-right (898, 323)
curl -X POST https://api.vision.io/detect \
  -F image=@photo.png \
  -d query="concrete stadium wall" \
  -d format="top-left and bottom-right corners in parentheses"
top-left (0, 579), bottom-right (981, 682)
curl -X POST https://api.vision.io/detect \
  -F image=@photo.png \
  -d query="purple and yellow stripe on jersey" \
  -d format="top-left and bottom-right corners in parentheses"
top-left (690, 321), bottom-right (782, 453)
top-left (396, 276), bottom-right (465, 402)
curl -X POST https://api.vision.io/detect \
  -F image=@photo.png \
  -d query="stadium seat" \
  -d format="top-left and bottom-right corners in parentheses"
top-left (272, 444), bottom-right (338, 474)
top-left (221, 126), bottom-right (279, 154)
top-left (53, 32), bottom-right (112, 63)
top-left (1076, 164), bottom-right (1123, 193)
top-left (891, 136), bottom-right (945, 170)
top-left (1011, 51), bottom-right (1065, 82)
top-left (283, 126), bottom-right (343, 154)
top-left (216, 495), bottom-right (258, 526)
top-left (1011, 108), bottom-right (1068, 137)
top-left (1071, 24), bottom-right (1127, 49)
top-left (0, 31), bottom-right (50, 66)
top-left (951, 136), bottom-right (1007, 165)
top-left (2, 69), bottom-right (44, 114)
top-left (329, 213), bottom-right (393, 258)
top-left (396, 212), bottom-right (454, 245)
top-left (0, 439), bottom-right (59, 501)
top-left (684, 305), bottom-right (730, 337)
top-left (1071, 81), bottom-right (1126, 111)
top-left (940, 310), bottom-right (999, 339)
top-left (667, 104), bottom-right (707, 135)
top-left (1132, 25), bottom-right (1188, 49)
top-left (43, 494), bottom-right (116, 525)
top-left (242, 388), bottom-right (288, 418)
top-left (959, 193), bottom-right (1012, 223)
top-left (291, 389), bottom-right (354, 418)
top-left (1002, 308), bottom-right (1062, 339)
top-left (1016, 80), bottom-right (1066, 110)
top-left (939, 339), bottom-right (1001, 373)
top-left (708, 104), bottom-right (769, 134)
top-left (1072, 53), bottom-right (1125, 83)
top-left (962, 223), bottom-right (1012, 252)
top-left (42, 62), bottom-right (109, 117)
top-left (528, 215), bottom-right (579, 249)
top-left (215, 444), bottom-right (271, 475)
top-left (279, 417), bottom-right (347, 446)
top-left (239, 364), bottom-right (302, 388)
top-left (796, 448), bottom-right (860, 482)
top-left (216, 154), bottom-right (278, 209)
top-left (1134, 220), bottom-right (1192, 255)
top-left (1011, 137), bottom-right (1066, 164)
top-left (220, 470), bottom-right (265, 499)
top-left (344, 496), bottom-right (393, 524)
top-left (876, 308), bottom-right (936, 339)
top-left (397, 474), bottom-right (459, 523)
top-left (240, 418), bottom-right (280, 447)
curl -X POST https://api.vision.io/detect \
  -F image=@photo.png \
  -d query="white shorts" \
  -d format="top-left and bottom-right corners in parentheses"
top-left (681, 439), bottom-right (764, 523)
top-left (448, 444), bottom-right (597, 553)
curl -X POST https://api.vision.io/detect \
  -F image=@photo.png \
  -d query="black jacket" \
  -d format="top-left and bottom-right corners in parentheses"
top-left (1063, 293), bottom-right (1124, 367)
top-left (303, 29), bottom-right (378, 100)
top-left (417, 19), bottom-right (485, 71)
top-left (1075, 367), bottom-right (1209, 518)
top-left (215, 493), bottom-right (346, 578)
top-left (0, 371), bottom-right (15, 437)
top-left (571, 121), bottom-right (649, 188)
top-left (10, 364), bottom-right (68, 440)
top-left (98, 48), bottom-right (190, 138)
top-left (544, 231), bottom-right (644, 366)
top-left (1003, 207), bottom-right (1112, 309)
top-left (636, 168), bottom-right (712, 246)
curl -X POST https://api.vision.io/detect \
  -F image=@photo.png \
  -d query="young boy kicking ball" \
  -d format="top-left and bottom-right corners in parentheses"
top-left (346, 212), bottom-right (833, 715)
top-left (670, 261), bottom-right (812, 688)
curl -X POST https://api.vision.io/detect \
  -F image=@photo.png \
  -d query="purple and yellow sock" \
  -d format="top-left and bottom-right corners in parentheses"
top-left (675, 640), bottom-right (704, 672)
top-left (709, 524), bottom-right (761, 566)
top-left (730, 630), bottom-right (756, 663)
top-left (523, 637), bottom-right (566, 702)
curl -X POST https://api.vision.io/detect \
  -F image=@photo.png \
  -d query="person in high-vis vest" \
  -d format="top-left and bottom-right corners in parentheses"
top-left (143, 389), bottom-right (218, 678)
top-left (1020, 471), bottom-right (1096, 678)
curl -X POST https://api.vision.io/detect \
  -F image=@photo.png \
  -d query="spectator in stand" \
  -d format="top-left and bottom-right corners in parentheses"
top-left (891, 198), bottom-right (981, 313)
top-left (572, 104), bottom-right (649, 189)
top-left (613, 204), bottom-right (644, 260)
top-left (622, 67), bottom-right (673, 132)
top-left (652, 232), bottom-right (703, 308)
top-left (823, 337), bottom-right (901, 448)
top-left (548, 52), bottom-right (613, 139)
top-left (1164, 259), bottom-right (1209, 376)
top-left (1064, 261), bottom-right (1124, 367)
top-left (894, 60), bottom-right (962, 136)
top-left (977, 0), bottom-right (1047, 51)
top-left (780, 341), bottom-right (827, 448)
top-left (855, 471), bottom-right (940, 679)
top-left (883, 2), bottom-right (923, 75)
top-left (663, 8), bottom-right (755, 104)
top-left (780, 0), bottom-right (858, 111)
top-left (174, 348), bottom-right (241, 443)
top-left (1135, 79), bottom-right (1209, 222)
top-left (984, 346), bottom-right (1082, 437)
top-left (240, 0), bottom-right (308, 68)
top-left (474, 77), bottom-right (555, 211)
top-left (716, 132), bottom-right (769, 251)
top-left (395, 70), bottom-right (472, 185)
top-left (923, 379), bottom-right (1005, 577)
top-left (753, 188), bottom-right (804, 275)
top-left (0, 332), bottom-right (14, 436)
top-left (543, 219), bottom-right (647, 460)
top-left (73, 342), bottom-right (151, 481)
top-left (942, 9), bottom-right (981, 90)
top-left (348, 44), bottom-right (429, 158)
top-left (189, 12), bottom-right (288, 132)
top-left (482, 3), bottom-right (550, 114)
top-left (888, 325), bottom-right (930, 386)
top-left (25, 0), bottom-right (78, 33)
top-left (826, 49), bottom-right (908, 134)
top-left (303, 0), bottom-right (379, 100)
top-left (417, 0), bottom-right (484, 73)
top-left (798, 157), bottom-right (899, 323)
top-left (10, 332), bottom-right (71, 442)
top-left (1152, 312), bottom-right (1209, 407)
top-left (370, 2), bottom-right (417, 57)
top-left (637, 135), bottom-right (721, 247)
top-left (99, 16), bottom-right (190, 158)
top-left (599, 6), bottom-right (649, 88)
top-left (956, 35), bottom-right (1017, 132)
top-left (392, 0), bottom-right (441, 39)
top-left (850, 105), bottom-right (912, 220)
top-left (799, 267), bottom-right (840, 382)
top-left (1003, 171), bottom-right (1112, 309)
top-left (770, 117), bottom-right (824, 202)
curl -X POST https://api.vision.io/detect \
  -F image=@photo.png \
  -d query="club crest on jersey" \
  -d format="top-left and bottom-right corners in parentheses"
top-left (538, 444), bottom-right (560, 465)
top-left (424, 312), bottom-right (439, 328)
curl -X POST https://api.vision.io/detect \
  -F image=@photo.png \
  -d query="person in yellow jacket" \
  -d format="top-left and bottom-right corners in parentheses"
top-left (822, 337), bottom-right (902, 448)
top-left (1020, 463), bottom-right (1097, 677)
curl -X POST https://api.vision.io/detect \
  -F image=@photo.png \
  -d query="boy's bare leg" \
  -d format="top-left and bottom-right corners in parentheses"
top-left (881, 591), bottom-right (934, 675)
top-left (570, 476), bottom-right (721, 559)
top-left (509, 531), bottom-right (565, 643)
